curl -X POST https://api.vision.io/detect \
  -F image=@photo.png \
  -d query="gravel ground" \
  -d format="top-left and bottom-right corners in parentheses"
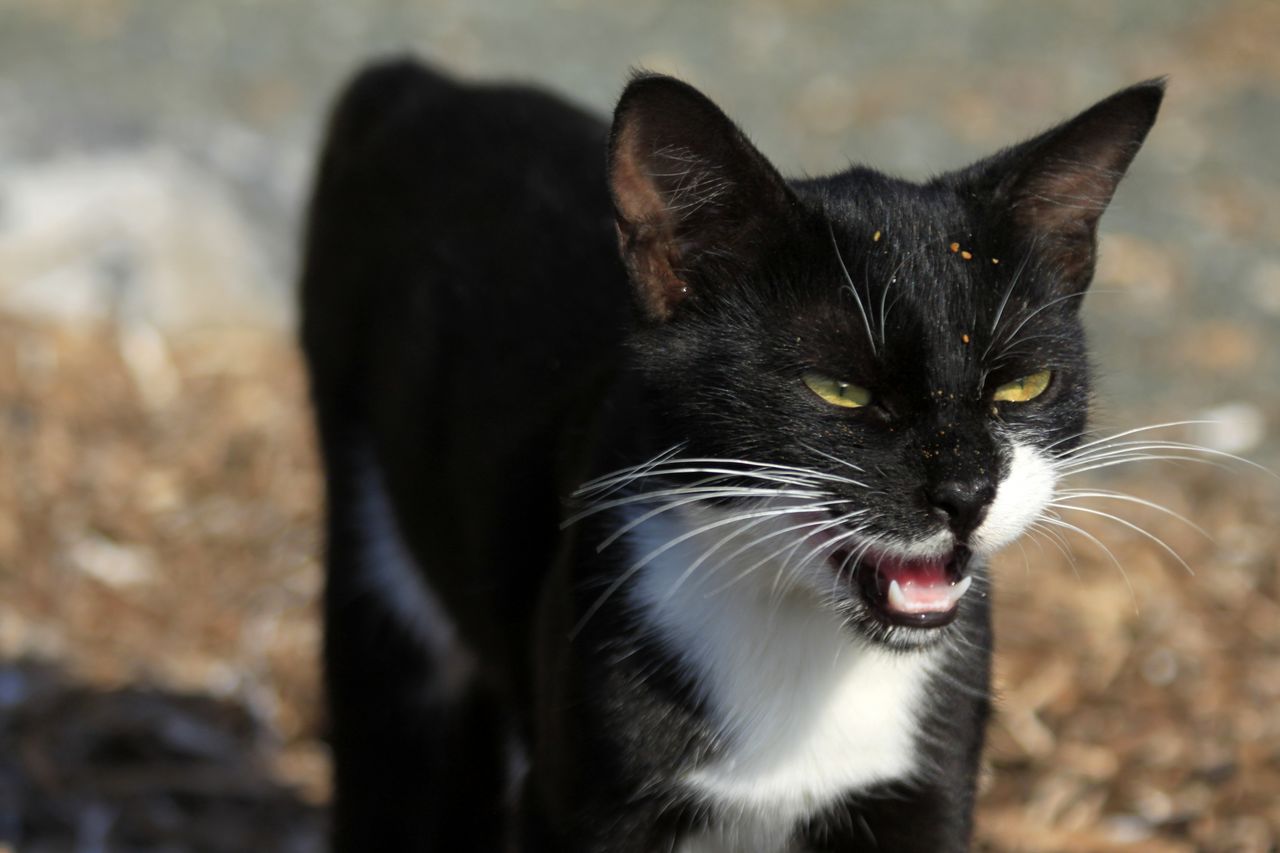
top-left (0, 2), bottom-right (1277, 850)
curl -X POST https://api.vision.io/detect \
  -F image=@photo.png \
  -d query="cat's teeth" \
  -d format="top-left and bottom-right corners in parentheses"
top-left (888, 579), bottom-right (908, 612)
top-left (886, 575), bottom-right (974, 614)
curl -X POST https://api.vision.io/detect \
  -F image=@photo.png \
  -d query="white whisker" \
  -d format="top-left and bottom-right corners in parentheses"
top-left (992, 290), bottom-right (1087, 353)
top-left (799, 443), bottom-right (871, 482)
top-left (585, 443), bottom-right (686, 500)
top-left (1053, 488), bottom-right (1209, 539)
top-left (1048, 502), bottom-right (1193, 576)
top-left (1057, 440), bottom-right (1272, 476)
top-left (828, 220), bottom-right (878, 357)
top-left (1040, 514), bottom-right (1138, 612)
top-left (578, 459), bottom-right (862, 493)
top-left (1051, 420), bottom-right (1215, 458)
top-left (565, 485), bottom-right (828, 532)
top-left (707, 513), bottom-right (870, 596)
top-left (572, 502), bottom-right (843, 638)
top-left (662, 501), bottom-right (853, 601)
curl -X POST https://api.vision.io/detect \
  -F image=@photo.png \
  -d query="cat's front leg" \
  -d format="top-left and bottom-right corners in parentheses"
top-left (802, 784), bottom-right (976, 853)
top-left (319, 441), bottom-right (514, 852)
top-left (518, 789), bottom-right (689, 853)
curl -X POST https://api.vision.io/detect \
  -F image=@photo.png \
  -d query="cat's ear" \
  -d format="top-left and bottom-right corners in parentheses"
top-left (970, 79), bottom-right (1165, 293)
top-left (608, 74), bottom-right (795, 322)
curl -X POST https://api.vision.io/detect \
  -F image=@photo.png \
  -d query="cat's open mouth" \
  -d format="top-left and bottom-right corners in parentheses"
top-left (830, 544), bottom-right (973, 629)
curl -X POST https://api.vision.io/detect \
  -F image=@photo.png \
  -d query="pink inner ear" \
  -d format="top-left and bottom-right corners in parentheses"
top-left (611, 124), bottom-right (669, 229)
top-left (1010, 161), bottom-right (1115, 288)
top-left (1015, 155), bottom-right (1120, 230)
top-left (1002, 86), bottom-right (1162, 290)
top-left (610, 126), bottom-right (691, 322)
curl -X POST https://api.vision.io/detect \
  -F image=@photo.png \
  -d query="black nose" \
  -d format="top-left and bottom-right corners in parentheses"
top-left (925, 479), bottom-right (995, 539)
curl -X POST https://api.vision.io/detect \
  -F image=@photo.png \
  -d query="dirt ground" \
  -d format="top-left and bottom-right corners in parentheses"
top-left (0, 313), bottom-right (1276, 852)
top-left (2, 2), bottom-right (1279, 850)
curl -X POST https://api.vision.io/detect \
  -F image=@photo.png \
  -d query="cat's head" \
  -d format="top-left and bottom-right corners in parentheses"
top-left (605, 74), bottom-right (1162, 645)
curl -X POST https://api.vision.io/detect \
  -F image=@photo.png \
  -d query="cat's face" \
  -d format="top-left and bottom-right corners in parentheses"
top-left (606, 75), bottom-right (1162, 646)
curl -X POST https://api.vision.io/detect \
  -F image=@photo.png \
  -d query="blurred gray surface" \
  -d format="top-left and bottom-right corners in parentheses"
top-left (0, 0), bottom-right (1276, 461)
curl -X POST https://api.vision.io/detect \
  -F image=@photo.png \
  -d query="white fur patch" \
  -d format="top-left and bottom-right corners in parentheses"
top-left (627, 506), bottom-right (938, 852)
top-left (970, 439), bottom-right (1057, 555)
top-left (352, 447), bottom-right (474, 697)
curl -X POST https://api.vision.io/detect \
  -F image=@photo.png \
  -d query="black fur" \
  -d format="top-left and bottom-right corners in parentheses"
top-left (301, 58), bottom-right (1162, 851)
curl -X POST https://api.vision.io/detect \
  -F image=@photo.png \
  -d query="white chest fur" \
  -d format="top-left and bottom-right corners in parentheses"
top-left (626, 506), bottom-right (938, 852)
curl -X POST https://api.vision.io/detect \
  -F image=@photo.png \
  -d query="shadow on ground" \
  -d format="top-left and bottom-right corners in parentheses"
top-left (0, 661), bottom-right (324, 853)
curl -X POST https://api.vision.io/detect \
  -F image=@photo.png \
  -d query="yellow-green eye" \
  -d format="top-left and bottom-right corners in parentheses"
top-left (992, 369), bottom-right (1052, 403)
top-left (803, 372), bottom-right (871, 408)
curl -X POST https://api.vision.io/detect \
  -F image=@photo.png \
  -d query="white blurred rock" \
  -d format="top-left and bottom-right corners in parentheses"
top-left (0, 148), bottom-right (285, 331)
top-left (67, 535), bottom-right (156, 588)
top-left (118, 319), bottom-right (182, 410)
top-left (0, 602), bottom-right (67, 660)
top-left (1191, 402), bottom-right (1267, 455)
top-left (1103, 814), bottom-right (1154, 843)
top-left (1249, 259), bottom-right (1280, 315)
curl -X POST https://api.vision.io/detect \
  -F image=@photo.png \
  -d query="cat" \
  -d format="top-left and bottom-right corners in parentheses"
top-left (299, 58), bottom-right (1162, 852)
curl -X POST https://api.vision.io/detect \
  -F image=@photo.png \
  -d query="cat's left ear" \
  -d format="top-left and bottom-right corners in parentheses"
top-left (609, 74), bottom-right (797, 322)
top-left (966, 79), bottom-right (1166, 293)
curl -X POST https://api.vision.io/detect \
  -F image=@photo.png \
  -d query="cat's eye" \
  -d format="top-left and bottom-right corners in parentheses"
top-left (992, 370), bottom-right (1052, 403)
top-left (803, 373), bottom-right (871, 409)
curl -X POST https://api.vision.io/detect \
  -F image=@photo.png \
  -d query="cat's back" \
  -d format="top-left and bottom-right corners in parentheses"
top-left (300, 60), bottom-right (633, 680)
top-left (302, 58), bottom-right (630, 417)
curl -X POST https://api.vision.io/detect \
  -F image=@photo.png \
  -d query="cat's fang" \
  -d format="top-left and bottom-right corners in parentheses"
top-left (886, 575), bottom-right (972, 615)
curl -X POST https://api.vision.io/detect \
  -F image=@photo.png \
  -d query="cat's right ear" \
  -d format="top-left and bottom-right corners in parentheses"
top-left (608, 74), bottom-right (796, 322)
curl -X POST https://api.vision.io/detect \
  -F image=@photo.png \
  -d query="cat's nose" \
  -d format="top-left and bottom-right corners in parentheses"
top-left (925, 479), bottom-right (995, 539)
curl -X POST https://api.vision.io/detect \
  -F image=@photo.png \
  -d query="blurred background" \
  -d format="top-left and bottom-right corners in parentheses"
top-left (0, 1), bottom-right (1277, 850)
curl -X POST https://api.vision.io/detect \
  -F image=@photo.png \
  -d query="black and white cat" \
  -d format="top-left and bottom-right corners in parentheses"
top-left (300, 59), bottom-right (1163, 852)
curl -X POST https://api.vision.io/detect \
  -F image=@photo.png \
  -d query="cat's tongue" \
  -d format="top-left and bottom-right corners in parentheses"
top-left (874, 554), bottom-right (972, 616)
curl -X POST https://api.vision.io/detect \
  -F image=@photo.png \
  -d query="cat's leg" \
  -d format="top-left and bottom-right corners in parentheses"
top-left (801, 783), bottom-right (978, 853)
top-left (323, 439), bottom-right (510, 852)
top-left (518, 797), bottom-right (690, 853)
